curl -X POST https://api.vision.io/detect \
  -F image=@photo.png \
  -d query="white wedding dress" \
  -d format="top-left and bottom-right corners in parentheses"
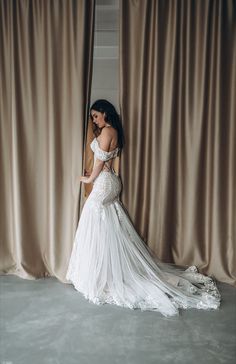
top-left (66, 137), bottom-right (221, 317)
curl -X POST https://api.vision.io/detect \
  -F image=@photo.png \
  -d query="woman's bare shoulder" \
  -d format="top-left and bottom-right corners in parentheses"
top-left (102, 125), bottom-right (117, 134)
top-left (99, 127), bottom-right (118, 150)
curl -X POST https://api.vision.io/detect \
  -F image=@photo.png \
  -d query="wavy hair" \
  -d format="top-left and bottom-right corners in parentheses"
top-left (90, 99), bottom-right (125, 150)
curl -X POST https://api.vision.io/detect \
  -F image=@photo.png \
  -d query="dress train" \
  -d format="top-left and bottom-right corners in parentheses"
top-left (66, 138), bottom-right (221, 317)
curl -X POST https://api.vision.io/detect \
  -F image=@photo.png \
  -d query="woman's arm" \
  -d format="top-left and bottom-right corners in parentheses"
top-left (80, 159), bottom-right (104, 183)
top-left (80, 128), bottom-right (112, 184)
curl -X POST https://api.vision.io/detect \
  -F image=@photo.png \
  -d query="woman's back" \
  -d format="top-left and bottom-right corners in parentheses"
top-left (96, 126), bottom-right (119, 172)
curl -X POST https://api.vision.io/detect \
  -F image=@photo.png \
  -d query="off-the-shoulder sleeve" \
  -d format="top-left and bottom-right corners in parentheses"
top-left (90, 138), bottom-right (119, 161)
top-left (95, 144), bottom-right (119, 161)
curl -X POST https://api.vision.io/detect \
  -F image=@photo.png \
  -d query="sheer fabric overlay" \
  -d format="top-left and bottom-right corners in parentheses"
top-left (66, 138), bottom-right (221, 317)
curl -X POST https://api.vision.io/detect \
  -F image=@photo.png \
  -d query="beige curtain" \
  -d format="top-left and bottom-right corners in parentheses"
top-left (0, 0), bottom-right (95, 281)
top-left (120, 0), bottom-right (236, 286)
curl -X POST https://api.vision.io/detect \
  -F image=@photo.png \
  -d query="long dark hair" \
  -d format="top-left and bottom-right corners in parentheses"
top-left (90, 99), bottom-right (125, 150)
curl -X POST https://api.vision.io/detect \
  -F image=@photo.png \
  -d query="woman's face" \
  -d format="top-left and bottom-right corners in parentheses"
top-left (91, 109), bottom-right (106, 128)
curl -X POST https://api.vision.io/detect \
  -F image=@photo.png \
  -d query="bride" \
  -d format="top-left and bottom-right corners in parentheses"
top-left (66, 99), bottom-right (221, 317)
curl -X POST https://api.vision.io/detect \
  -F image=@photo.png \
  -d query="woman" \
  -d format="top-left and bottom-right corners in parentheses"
top-left (66, 99), bottom-right (221, 317)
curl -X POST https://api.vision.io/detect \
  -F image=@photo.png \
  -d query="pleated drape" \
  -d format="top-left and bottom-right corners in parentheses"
top-left (120, 0), bottom-right (236, 285)
top-left (0, 0), bottom-right (95, 281)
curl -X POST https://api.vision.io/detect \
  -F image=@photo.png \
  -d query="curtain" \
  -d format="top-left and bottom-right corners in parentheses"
top-left (0, 0), bottom-right (95, 281)
top-left (120, 0), bottom-right (236, 286)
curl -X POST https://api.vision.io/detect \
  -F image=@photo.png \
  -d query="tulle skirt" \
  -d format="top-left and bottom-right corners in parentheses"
top-left (66, 171), bottom-right (221, 317)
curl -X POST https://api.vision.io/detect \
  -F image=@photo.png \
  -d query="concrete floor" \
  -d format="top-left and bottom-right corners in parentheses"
top-left (0, 275), bottom-right (235, 364)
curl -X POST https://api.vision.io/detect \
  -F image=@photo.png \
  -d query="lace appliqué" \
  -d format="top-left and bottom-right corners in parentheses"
top-left (90, 138), bottom-right (119, 162)
top-left (88, 198), bottom-right (106, 221)
top-left (174, 265), bottom-right (221, 309)
top-left (75, 286), bottom-right (165, 313)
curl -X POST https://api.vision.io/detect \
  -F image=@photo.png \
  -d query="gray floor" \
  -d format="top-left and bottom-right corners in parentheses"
top-left (0, 275), bottom-right (235, 364)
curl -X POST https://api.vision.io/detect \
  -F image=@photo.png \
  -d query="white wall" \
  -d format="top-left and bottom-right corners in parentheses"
top-left (91, 0), bottom-right (119, 109)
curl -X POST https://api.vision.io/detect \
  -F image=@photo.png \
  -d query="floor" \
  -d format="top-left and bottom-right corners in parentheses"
top-left (0, 275), bottom-right (235, 364)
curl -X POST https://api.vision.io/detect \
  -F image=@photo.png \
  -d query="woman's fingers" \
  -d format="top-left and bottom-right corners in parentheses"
top-left (84, 169), bottom-right (91, 176)
top-left (80, 176), bottom-right (91, 184)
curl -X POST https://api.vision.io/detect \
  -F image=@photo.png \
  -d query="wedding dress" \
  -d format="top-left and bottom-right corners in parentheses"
top-left (66, 137), bottom-right (221, 317)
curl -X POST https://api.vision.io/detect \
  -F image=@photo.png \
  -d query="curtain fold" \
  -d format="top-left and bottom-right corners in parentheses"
top-left (0, 0), bottom-right (95, 281)
top-left (120, 0), bottom-right (236, 285)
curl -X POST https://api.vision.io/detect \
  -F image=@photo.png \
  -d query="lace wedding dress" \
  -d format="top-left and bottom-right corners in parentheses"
top-left (66, 137), bottom-right (221, 317)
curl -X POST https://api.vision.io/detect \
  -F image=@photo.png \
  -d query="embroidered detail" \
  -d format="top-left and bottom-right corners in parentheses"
top-left (90, 138), bottom-right (119, 162)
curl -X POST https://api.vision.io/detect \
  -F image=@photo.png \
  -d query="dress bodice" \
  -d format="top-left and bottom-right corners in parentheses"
top-left (90, 137), bottom-right (119, 162)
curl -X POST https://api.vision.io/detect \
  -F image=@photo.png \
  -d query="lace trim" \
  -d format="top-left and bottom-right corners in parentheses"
top-left (90, 138), bottom-right (119, 162)
top-left (69, 265), bottom-right (221, 316)
top-left (71, 282), bottom-right (174, 314)
top-left (179, 265), bottom-right (221, 309)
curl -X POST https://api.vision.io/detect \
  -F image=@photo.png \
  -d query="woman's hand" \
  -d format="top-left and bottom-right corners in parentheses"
top-left (80, 176), bottom-right (92, 184)
top-left (84, 169), bottom-right (91, 177)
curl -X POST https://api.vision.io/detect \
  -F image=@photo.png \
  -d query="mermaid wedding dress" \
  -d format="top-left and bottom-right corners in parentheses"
top-left (66, 137), bottom-right (221, 317)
